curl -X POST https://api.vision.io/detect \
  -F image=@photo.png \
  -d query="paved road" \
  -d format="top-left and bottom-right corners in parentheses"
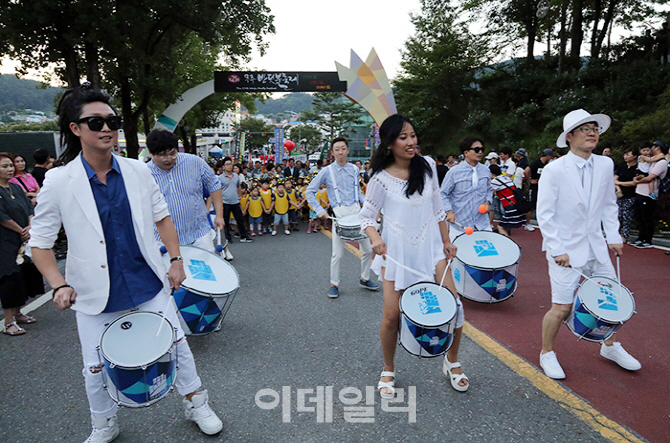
top-left (0, 224), bottom-right (649, 442)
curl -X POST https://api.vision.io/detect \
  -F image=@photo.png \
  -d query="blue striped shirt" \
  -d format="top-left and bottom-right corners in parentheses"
top-left (305, 163), bottom-right (363, 215)
top-left (440, 161), bottom-right (492, 231)
top-left (148, 153), bottom-right (221, 244)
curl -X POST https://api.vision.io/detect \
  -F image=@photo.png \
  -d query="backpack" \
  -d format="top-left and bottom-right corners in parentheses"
top-left (493, 178), bottom-right (533, 214)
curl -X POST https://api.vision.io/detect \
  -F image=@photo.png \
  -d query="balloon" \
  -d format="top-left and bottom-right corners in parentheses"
top-left (284, 140), bottom-right (295, 152)
top-left (465, 227), bottom-right (474, 235)
top-left (478, 204), bottom-right (487, 214)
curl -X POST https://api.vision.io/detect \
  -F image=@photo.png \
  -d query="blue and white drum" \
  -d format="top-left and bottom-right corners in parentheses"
top-left (98, 311), bottom-right (177, 408)
top-left (451, 231), bottom-right (520, 303)
top-left (163, 245), bottom-right (240, 335)
top-left (565, 276), bottom-right (635, 342)
top-left (399, 282), bottom-right (458, 358)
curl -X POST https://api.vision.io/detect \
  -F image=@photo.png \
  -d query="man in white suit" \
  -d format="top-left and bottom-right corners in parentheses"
top-left (537, 109), bottom-right (641, 380)
top-left (29, 85), bottom-right (222, 442)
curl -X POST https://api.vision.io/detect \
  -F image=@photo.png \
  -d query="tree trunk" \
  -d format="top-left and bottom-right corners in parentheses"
top-left (190, 133), bottom-right (198, 155)
top-left (179, 126), bottom-right (191, 153)
top-left (590, 0), bottom-right (603, 58)
top-left (143, 108), bottom-right (151, 136)
top-left (570, 0), bottom-right (583, 68)
top-left (120, 77), bottom-right (140, 159)
top-left (526, 25), bottom-right (537, 63)
top-left (594, 0), bottom-right (618, 59)
top-left (558, 0), bottom-right (570, 73)
top-left (63, 45), bottom-right (80, 88)
top-left (84, 43), bottom-right (101, 89)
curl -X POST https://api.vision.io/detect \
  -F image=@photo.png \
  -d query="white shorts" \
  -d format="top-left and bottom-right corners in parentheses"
top-left (546, 252), bottom-right (616, 305)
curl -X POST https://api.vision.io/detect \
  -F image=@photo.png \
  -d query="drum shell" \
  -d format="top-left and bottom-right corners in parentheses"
top-left (335, 222), bottom-right (366, 241)
top-left (398, 282), bottom-right (458, 358)
top-left (174, 287), bottom-right (239, 335)
top-left (565, 277), bottom-right (635, 342)
top-left (451, 232), bottom-right (520, 303)
top-left (99, 312), bottom-right (177, 408)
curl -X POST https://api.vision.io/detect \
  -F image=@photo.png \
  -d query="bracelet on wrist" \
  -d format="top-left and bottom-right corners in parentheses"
top-left (170, 256), bottom-right (183, 263)
top-left (52, 284), bottom-right (72, 298)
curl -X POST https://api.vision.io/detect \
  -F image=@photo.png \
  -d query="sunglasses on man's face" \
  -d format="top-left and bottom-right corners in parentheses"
top-left (76, 116), bottom-right (123, 131)
top-left (469, 147), bottom-right (484, 153)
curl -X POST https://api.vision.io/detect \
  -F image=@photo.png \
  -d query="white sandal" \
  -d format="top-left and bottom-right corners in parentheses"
top-left (443, 357), bottom-right (469, 392)
top-left (377, 371), bottom-right (395, 399)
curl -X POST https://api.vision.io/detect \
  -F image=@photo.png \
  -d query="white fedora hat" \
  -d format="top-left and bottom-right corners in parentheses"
top-left (556, 109), bottom-right (611, 148)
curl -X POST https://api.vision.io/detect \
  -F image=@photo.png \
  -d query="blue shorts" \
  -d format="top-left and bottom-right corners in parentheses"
top-left (249, 216), bottom-right (263, 224)
top-left (274, 213), bottom-right (289, 226)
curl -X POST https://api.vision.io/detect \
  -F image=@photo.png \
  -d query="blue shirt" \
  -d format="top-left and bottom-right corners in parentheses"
top-left (305, 163), bottom-right (363, 215)
top-left (148, 153), bottom-right (221, 244)
top-left (440, 161), bottom-right (493, 231)
top-left (82, 155), bottom-right (164, 313)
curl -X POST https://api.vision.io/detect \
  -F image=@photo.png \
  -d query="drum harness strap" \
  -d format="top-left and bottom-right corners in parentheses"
top-left (328, 164), bottom-right (361, 218)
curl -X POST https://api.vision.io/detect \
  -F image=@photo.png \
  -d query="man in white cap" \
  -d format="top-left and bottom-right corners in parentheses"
top-left (536, 109), bottom-right (641, 379)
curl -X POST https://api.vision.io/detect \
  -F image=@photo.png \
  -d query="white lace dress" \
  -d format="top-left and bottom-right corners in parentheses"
top-left (359, 160), bottom-right (446, 291)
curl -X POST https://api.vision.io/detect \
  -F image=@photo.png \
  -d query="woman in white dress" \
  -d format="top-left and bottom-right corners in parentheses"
top-left (359, 114), bottom-right (468, 397)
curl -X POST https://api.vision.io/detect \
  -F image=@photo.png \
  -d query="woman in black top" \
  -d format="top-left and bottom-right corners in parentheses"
top-left (0, 152), bottom-right (36, 336)
top-left (615, 147), bottom-right (639, 242)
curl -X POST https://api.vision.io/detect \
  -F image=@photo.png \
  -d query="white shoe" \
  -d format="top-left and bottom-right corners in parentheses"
top-left (184, 390), bottom-right (223, 435)
top-left (539, 351), bottom-right (566, 379)
top-left (284, 230), bottom-right (291, 235)
top-left (524, 224), bottom-right (536, 232)
top-left (271, 230), bottom-right (277, 236)
top-left (600, 342), bottom-right (641, 371)
top-left (224, 249), bottom-right (234, 261)
top-left (83, 416), bottom-right (119, 443)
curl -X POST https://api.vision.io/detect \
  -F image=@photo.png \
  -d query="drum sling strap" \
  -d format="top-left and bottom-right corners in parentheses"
top-left (328, 163), bottom-right (361, 218)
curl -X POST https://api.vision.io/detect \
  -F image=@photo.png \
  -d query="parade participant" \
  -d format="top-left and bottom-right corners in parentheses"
top-left (490, 165), bottom-right (524, 236)
top-left (537, 109), bottom-right (640, 380)
top-left (306, 137), bottom-right (379, 298)
top-left (218, 157), bottom-right (253, 243)
top-left (359, 114), bottom-right (466, 396)
top-left (28, 84), bottom-right (222, 441)
top-left (146, 129), bottom-right (228, 259)
top-left (440, 137), bottom-right (492, 241)
top-left (271, 181), bottom-right (291, 236)
top-left (515, 148), bottom-right (529, 169)
top-left (523, 148), bottom-right (554, 232)
top-left (497, 146), bottom-right (515, 177)
top-left (0, 152), bottom-right (37, 336)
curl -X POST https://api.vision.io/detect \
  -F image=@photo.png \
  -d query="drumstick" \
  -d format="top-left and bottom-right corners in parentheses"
top-left (616, 255), bottom-right (621, 284)
top-left (384, 255), bottom-right (433, 281)
top-left (439, 259), bottom-right (453, 288)
top-left (156, 289), bottom-right (174, 337)
top-left (215, 229), bottom-right (224, 255)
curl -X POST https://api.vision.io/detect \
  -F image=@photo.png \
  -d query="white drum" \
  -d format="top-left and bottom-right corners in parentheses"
top-left (565, 276), bottom-right (636, 342)
top-left (163, 245), bottom-right (240, 335)
top-left (399, 282), bottom-right (458, 358)
top-left (451, 231), bottom-right (521, 303)
top-left (334, 214), bottom-right (366, 241)
top-left (98, 311), bottom-right (177, 408)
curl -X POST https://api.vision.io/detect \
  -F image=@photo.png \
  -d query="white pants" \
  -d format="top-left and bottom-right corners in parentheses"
top-left (159, 231), bottom-right (216, 254)
top-left (330, 228), bottom-right (373, 287)
top-left (77, 291), bottom-right (202, 418)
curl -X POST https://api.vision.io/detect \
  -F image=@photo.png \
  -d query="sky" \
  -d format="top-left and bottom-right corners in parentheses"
top-left (1, 0), bottom-right (423, 85)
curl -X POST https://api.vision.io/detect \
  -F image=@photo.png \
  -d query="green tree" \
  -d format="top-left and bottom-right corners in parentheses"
top-left (239, 117), bottom-right (275, 150)
top-left (285, 124), bottom-right (323, 152)
top-left (299, 92), bottom-right (365, 141)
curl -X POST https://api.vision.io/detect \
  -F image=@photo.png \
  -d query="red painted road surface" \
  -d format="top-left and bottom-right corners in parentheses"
top-left (461, 228), bottom-right (669, 443)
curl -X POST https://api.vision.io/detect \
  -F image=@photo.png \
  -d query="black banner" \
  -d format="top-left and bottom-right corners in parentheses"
top-left (214, 71), bottom-right (347, 93)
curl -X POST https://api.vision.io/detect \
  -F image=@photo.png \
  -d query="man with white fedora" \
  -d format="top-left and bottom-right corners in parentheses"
top-left (536, 109), bottom-right (641, 379)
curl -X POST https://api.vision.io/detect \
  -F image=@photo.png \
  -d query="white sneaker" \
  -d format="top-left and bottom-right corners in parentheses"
top-left (271, 230), bottom-right (277, 236)
top-left (600, 342), bottom-right (641, 371)
top-left (83, 415), bottom-right (119, 443)
top-left (184, 390), bottom-right (223, 435)
top-left (224, 249), bottom-right (234, 261)
top-left (284, 230), bottom-right (291, 235)
top-left (524, 224), bottom-right (536, 232)
top-left (539, 351), bottom-right (566, 379)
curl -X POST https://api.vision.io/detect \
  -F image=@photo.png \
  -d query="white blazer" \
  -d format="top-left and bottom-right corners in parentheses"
top-left (536, 152), bottom-right (621, 268)
top-left (29, 154), bottom-right (171, 315)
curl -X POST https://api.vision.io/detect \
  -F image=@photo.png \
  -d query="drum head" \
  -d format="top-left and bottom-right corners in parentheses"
top-left (453, 231), bottom-right (520, 268)
top-left (164, 245), bottom-right (239, 296)
top-left (400, 282), bottom-right (458, 328)
top-left (578, 276), bottom-right (635, 322)
top-left (337, 214), bottom-right (360, 227)
top-left (100, 312), bottom-right (174, 368)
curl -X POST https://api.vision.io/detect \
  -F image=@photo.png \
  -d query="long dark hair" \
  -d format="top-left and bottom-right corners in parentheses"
top-left (56, 83), bottom-right (116, 165)
top-left (369, 114), bottom-right (432, 197)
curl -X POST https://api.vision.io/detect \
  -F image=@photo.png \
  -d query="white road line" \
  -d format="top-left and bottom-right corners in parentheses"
top-left (23, 291), bottom-right (53, 314)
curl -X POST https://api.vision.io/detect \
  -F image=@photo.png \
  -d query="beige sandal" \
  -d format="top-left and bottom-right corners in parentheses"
top-left (3, 321), bottom-right (26, 336)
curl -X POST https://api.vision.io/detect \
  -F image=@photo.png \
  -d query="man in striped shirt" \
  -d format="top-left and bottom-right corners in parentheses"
top-left (147, 130), bottom-right (226, 254)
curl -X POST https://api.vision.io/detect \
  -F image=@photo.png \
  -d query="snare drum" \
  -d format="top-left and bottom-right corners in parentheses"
top-left (565, 276), bottom-right (635, 342)
top-left (399, 282), bottom-right (458, 358)
top-left (334, 214), bottom-right (366, 241)
top-left (451, 231), bottom-right (520, 303)
top-left (98, 311), bottom-right (177, 408)
top-left (163, 245), bottom-right (240, 335)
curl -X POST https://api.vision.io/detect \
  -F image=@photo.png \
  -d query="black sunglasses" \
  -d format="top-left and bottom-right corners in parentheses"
top-left (76, 116), bottom-right (123, 131)
top-left (468, 147), bottom-right (484, 153)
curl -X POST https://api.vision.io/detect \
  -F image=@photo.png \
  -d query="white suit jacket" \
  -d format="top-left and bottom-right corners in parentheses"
top-left (29, 154), bottom-right (171, 315)
top-left (536, 152), bottom-right (620, 268)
